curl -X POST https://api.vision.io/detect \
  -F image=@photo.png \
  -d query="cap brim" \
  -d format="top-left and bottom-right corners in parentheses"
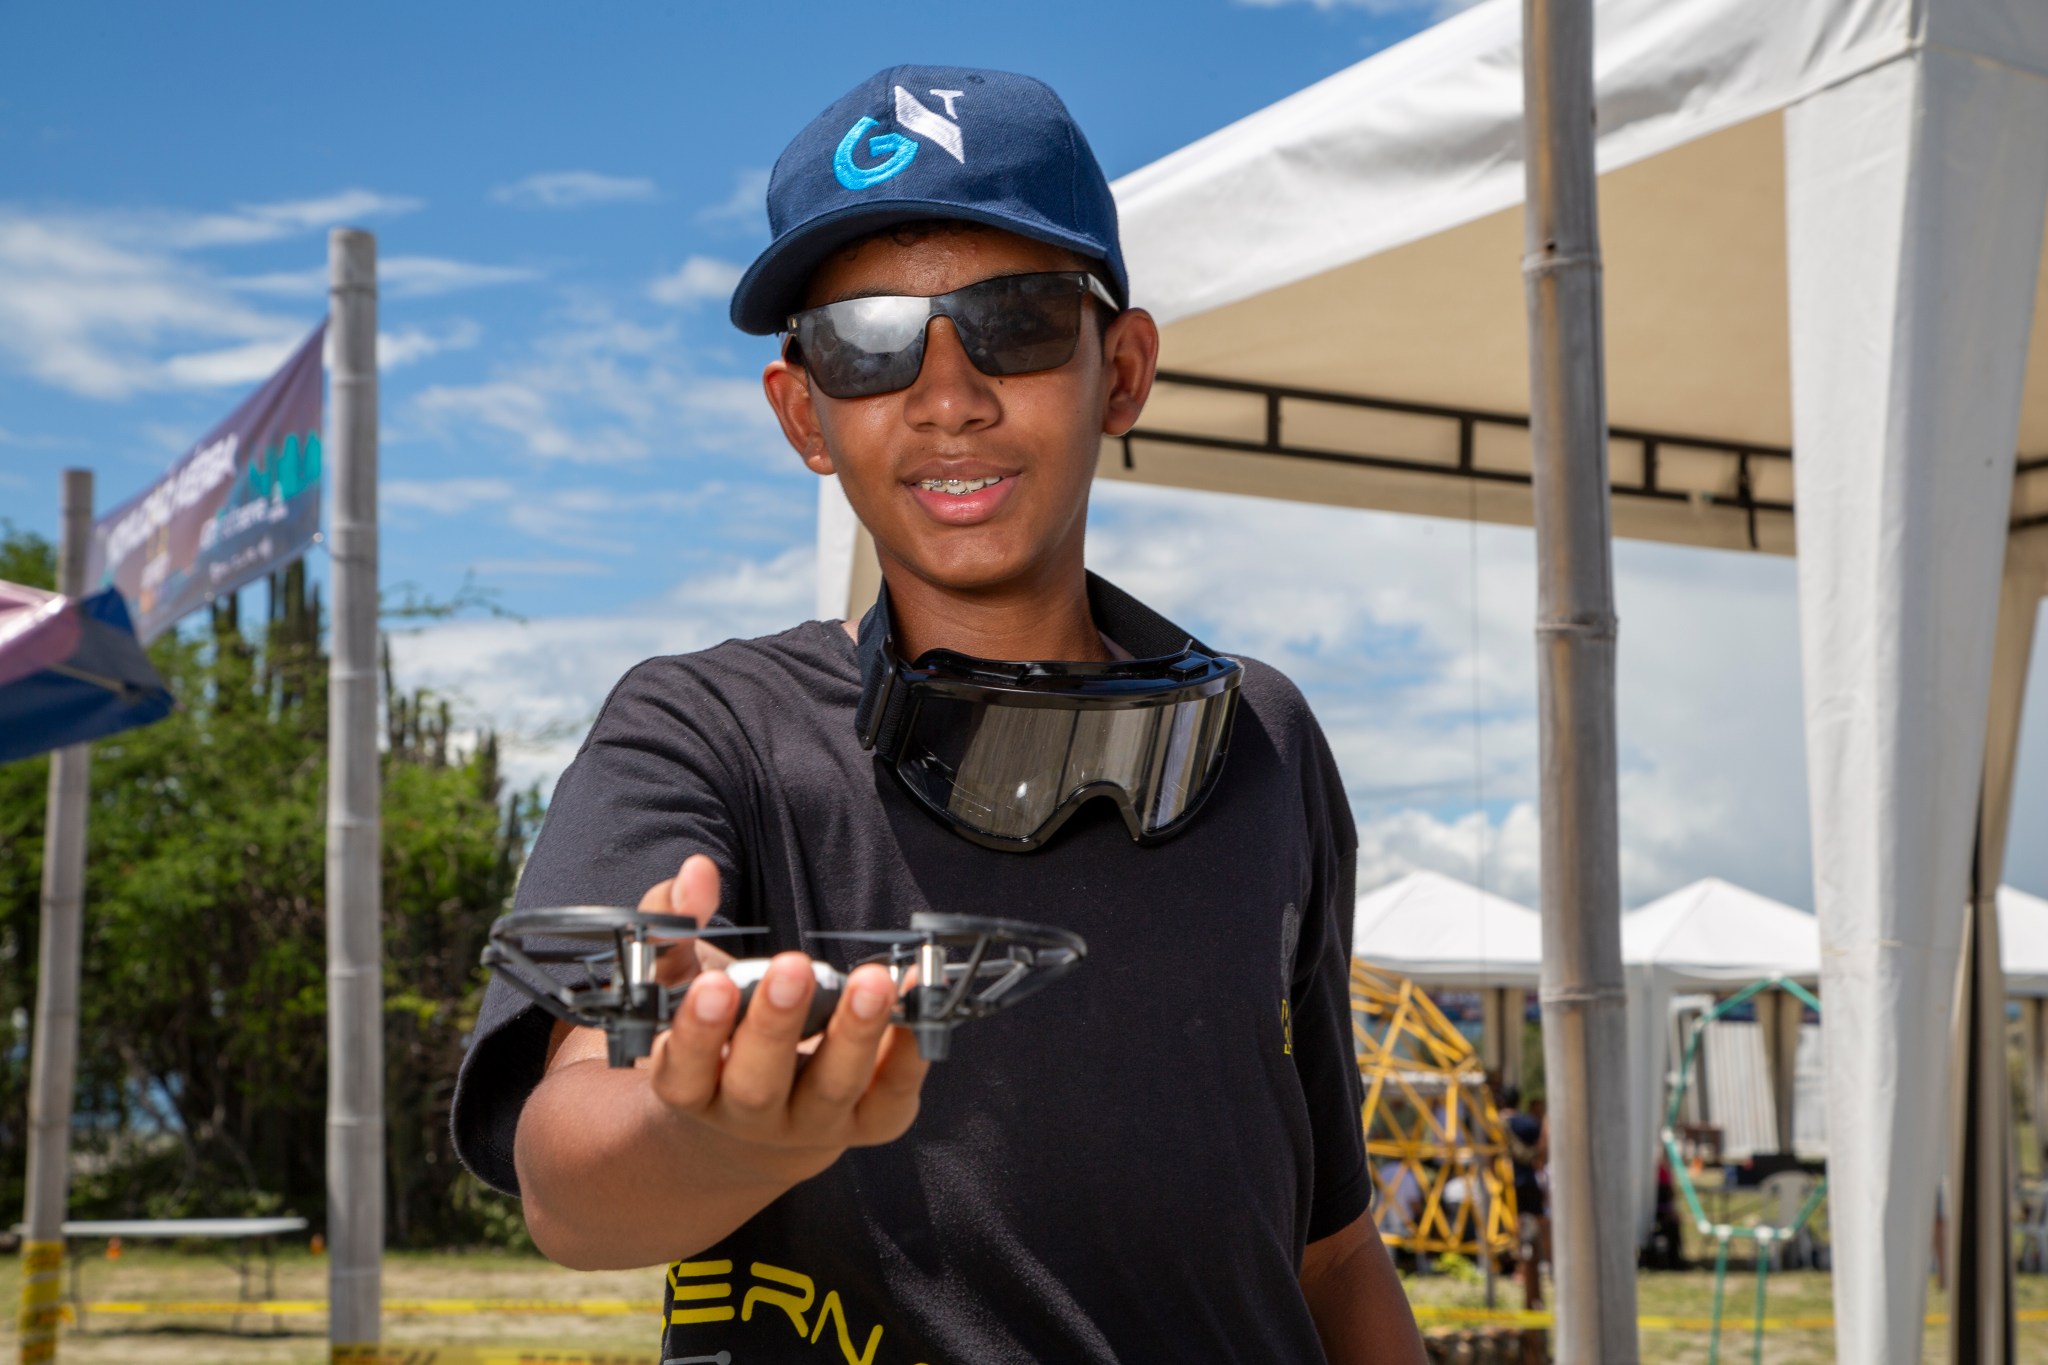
top-left (728, 200), bottom-right (1122, 335)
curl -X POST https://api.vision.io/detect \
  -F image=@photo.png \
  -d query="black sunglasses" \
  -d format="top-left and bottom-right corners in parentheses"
top-left (784, 270), bottom-right (1121, 400)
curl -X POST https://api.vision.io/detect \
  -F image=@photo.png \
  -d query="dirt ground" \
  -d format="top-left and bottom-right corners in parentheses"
top-left (0, 1247), bottom-right (660, 1365)
top-left (4, 1244), bottom-right (2048, 1362)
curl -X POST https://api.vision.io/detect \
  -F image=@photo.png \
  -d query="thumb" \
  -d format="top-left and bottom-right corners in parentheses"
top-left (647, 854), bottom-right (723, 987)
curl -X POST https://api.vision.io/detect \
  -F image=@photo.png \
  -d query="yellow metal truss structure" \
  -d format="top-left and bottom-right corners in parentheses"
top-left (1351, 960), bottom-right (1519, 1258)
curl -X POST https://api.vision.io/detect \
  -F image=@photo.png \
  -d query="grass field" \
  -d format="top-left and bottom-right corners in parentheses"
top-left (4, 1242), bottom-right (2048, 1362)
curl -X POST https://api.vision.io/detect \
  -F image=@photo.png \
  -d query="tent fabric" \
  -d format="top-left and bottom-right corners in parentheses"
top-left (1351, 870), bottom-right (1542, 987)
top-left (1099, 0), bottom-right (2048, 559)
top-left (1116, 0), bottom-right (1958, 334)
top-left (1787, 38), bottom-right (2048, 1361)
top-left (1620, 879), bottom-right (1821, 1245)
top-left (0, 580), bottom-right (81, 689)
top-left (0, 585), bottom-right (175, 764)
top-left (1621, 877), bottom-right (1820, 987)
top-left (2004, 885), bottom-right (2048, 997)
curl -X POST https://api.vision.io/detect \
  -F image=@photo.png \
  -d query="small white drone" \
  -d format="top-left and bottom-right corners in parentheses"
top-left (484, 907), bottom-right (1087, 1065)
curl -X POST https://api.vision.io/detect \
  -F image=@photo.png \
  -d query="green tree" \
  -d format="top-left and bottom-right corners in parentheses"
top-left (0, 529), bottom-right (537, 1246)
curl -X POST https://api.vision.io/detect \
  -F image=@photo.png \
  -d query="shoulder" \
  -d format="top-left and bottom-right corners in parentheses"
top-left (1231, 654), bottom-right (1316, 728)
top-left (589, 619), bottom-right (857, 739)
top-left (1223, 651), bottom-right (1356, 849)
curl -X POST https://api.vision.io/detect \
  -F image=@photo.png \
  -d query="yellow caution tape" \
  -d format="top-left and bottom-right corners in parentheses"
top-left (16, 1239), bottom-right (65, 1363)
top-left (54, 1296), bottom-right (2048, 1334)
top-left (1409, 1304), bottom-right (2048, 1331)
top-left (71, 1298), bottom-right (664, 1317)
top-left (331, 1351), bottom-right (659, 1365)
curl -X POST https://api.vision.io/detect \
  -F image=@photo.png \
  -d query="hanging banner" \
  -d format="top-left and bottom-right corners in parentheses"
top-left (87, 320), bottom-right (327, 642)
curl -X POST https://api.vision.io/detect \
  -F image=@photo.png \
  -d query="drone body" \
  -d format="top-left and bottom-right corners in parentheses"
top-left (482, 907), bottom-right (1086, 1066)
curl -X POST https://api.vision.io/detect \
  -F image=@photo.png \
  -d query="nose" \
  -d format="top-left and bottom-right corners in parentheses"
top-left (901, 316), bottom-right (1000, 434)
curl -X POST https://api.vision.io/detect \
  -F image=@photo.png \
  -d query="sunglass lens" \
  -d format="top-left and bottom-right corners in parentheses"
top-left (799, 295), bottom-right (931, 398)
top-left (955, 274), bottom-right (1086, 377)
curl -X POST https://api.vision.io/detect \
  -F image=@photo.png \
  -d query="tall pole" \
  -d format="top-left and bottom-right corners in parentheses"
top-left (17, 470), bottom-right (94, 1365)
top-left (326, 227), bottom-right (383, 1358)
top-left (1521, 1), bottom-right (1639, 1359)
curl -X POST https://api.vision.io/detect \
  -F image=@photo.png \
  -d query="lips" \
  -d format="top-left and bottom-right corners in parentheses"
top-left (901, 458), bottom-right (1020, 527)
top-left (907, 473), bottom-right (1018, 526)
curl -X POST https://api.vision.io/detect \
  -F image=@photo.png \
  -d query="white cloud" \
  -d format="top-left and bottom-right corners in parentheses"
top-left (379, 319), bottom-right (482, 370)
top-left (159, 336), bottom-right (304, 388)
top-left (408, 306), bottom-right (784, 467)
top-left (1354, 803), bottom-right (1542, 906)
top-left (492, 171), bottom-right (659, 209)
top-left (0, 211), bottom-right (299, 397)
top-left (164, 189), bottom-right (422, 248)
top-left (468, 558), bottom-right (614, 577)
top-left (698, 168), bottom-right (771, 229)
top-left (382, 477), bottom-right (518, 513)
top-left (1236, 0), bottom-right (1487, 15)
top-left (232, 255), bottom-right (538, 299)
top-left (1085, 480), bottom-right (1812, 909)
top-left (648, 256), bottom-right (744, 307)
top-left (0, 192), bottom-right (423, 398)
top-left (386, 546), bottom-right (814, 791)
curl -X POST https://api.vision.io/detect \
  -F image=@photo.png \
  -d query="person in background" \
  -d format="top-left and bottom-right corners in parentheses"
top-left (1498, 1083), bottom-right (1548, 1310)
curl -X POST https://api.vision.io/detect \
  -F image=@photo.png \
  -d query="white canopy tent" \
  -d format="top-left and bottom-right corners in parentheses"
top-left (1620, 879), bottom-right (1821, 1242)
top-left (1353, 870), bottom-right (1543, 988)
top-left (817, 0), bottom-right (2048, 1353)
top-left (2003, 884), bottom-right (2048, 998)
top-left (2005, 885), bottom-right (2048, 1177)
top-left (1352, 871), bottom-right (1541, 1089)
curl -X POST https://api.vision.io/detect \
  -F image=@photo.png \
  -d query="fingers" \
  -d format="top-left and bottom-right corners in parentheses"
top-left (642, 855), bottom-right (724, 987)
top-left (713, 953), bottom-right (817, 1119)
top-left (671, 854), bottom-right (720, 920)
top-left (648, 970), bottom-right (738, 1112)
top-left (788, 965), bottom-right (899, 1128)
top-left (638, 853), bottom-right (721, 917)
top-left (850, 1022), bottom-right (931, 1145)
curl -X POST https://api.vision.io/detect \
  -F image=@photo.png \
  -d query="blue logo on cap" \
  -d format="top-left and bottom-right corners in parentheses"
top-left (832, 88), bottom-right (968, 192)
top-left (834, 117), bottom-right (919, 190)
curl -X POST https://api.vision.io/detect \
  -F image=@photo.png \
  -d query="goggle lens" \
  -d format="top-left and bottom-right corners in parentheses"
top-left (893, 689), bottom-right (1235, 847)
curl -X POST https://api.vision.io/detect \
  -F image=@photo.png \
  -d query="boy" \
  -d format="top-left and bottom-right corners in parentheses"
top-left (454, 64), bottom-right (1423, 1363)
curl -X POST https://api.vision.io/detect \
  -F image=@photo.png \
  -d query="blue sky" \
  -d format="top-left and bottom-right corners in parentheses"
top-left (5, 0), bottom-right (2045, 910)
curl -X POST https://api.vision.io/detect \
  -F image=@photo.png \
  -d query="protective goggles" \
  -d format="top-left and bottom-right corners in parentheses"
top-left (855, 574), bottom-right (1242, 852)
top-left (785, 270), bottom-right (1121, 400)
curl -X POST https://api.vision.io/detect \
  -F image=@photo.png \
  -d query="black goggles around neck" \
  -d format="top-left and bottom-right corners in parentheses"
top-left (785, 270), bottom-right (1121, 400)
top-left (854, 574), bottom-right (1242, 853)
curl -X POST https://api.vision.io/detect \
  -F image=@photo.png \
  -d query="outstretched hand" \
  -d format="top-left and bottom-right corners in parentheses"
top-left (635, 854), bottom-right (930, 1186)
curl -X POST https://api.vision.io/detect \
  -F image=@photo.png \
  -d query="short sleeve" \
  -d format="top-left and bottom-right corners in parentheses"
top-left (450, 658), bottom-right (752, 1195)
top-left (1290, 722), bottom-right (1370, 1244)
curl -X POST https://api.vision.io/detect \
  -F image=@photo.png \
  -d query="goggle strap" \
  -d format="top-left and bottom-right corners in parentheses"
top-left (1082, 573), bottom-right (1212, 659)
top-left (851, 572), bottom-right (1216, 756)
top-left (853, 586), bottom-right (902, 754)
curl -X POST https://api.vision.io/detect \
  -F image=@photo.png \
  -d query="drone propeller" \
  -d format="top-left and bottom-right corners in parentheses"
top-left (482, 906), bottom-right (784, 1067)
top-left (483, 906), bottom-right (1086, 1067)
top-left (807, 912), bottom-right (1087, 1061)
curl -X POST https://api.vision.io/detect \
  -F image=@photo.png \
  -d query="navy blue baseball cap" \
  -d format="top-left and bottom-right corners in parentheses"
top-left (728, 65), bottom-right (1128, 336)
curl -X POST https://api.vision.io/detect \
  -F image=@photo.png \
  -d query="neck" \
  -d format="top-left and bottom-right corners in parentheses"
top-left (878, 551), bottom-right (1105, 663)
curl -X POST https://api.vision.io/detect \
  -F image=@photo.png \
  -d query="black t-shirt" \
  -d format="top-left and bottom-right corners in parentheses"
top-left (452, 611), bottom-right (1368, 1365)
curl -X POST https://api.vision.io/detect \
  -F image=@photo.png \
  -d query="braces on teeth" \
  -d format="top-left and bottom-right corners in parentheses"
top-left (919, 476), bottom-right (1004, 494)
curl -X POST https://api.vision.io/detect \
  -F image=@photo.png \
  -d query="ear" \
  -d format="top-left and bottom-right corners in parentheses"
top-left (1098, 308), bottom-right (1160, 439)
top-left (763, 355), bottom-right (835, 476)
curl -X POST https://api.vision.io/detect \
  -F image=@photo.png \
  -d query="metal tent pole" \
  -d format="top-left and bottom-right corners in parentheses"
top-left (1946, 548), bottom-right (2036, 1365)
top-left (17, 469), bottom-right (94, 1365)
top-left (326, 227), bottom-right (383, 1358)
top-left (1520, 0), bottom-right (1640, 1358)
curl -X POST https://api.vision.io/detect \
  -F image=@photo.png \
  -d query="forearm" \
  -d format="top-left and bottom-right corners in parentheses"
top-left (1301, 1210), bottom-right (1427, 1365)
top-left (514, 1057), bottom-right (821, 1270)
